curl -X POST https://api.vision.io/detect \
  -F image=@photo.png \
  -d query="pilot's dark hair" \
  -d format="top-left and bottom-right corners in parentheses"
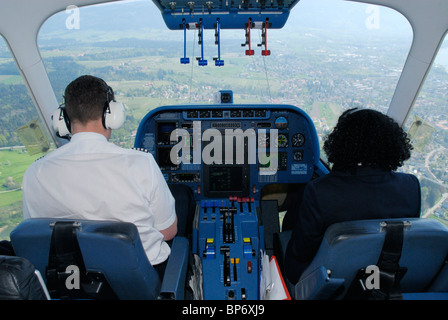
top-left (323, 108), bottom-right (413, 171)
top-left (64, 75), bottom-right (114, 124)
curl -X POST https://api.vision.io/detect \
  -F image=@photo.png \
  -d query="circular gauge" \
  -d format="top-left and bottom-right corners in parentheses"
top-left (274, 116), bottom-right (288, 129)
top-left (292, 133), bottom-right (305, 147)
top-left (293, 150), bottom-right (304, 161)
top-left (277, 134), bottom-right (288, 148)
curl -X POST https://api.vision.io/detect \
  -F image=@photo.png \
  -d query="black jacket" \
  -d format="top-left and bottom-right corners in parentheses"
top-left (284, 166), bottom-right (421, 284)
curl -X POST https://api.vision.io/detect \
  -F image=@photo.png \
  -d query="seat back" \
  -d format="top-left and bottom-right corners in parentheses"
top-left (295, 218), bottom-right (448, 300)
top-left (10, 218), bottom-right (162, 300)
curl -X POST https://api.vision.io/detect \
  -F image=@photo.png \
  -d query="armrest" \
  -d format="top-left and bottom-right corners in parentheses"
top-left (294, 266), bottom-right (345, 300)
top-left (159, 236), bottom-right (189, 300)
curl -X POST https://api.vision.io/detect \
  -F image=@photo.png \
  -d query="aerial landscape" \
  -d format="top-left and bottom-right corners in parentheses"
top-left (0, 0), bottom-right (447, 239)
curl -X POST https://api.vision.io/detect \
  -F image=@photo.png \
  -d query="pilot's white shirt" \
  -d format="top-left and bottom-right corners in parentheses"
top-left (22, 132), bottom-right (176, 266)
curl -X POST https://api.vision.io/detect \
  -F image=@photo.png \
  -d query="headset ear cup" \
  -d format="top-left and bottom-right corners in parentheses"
top-left (103, 101), bottom-right (125, 130)
top-left (51, 107), bottom-right (71, 138)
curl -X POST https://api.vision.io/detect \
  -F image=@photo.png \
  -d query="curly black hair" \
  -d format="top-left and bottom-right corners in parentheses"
top-left (64, 75), bottom-right (114, 124)
top-left (323, 108), bottom-right (413, 171)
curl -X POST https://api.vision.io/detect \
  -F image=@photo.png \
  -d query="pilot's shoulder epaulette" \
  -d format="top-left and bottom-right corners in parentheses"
top-left (34, 154), bottom-right (47, 162)
top-left (131, 147), bottom-right (149, 153)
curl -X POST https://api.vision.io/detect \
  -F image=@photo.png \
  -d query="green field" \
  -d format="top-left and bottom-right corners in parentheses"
top-left (0, 149), bottom-right (42, 192)
top-left (0, 148), bottom-right (44, 239)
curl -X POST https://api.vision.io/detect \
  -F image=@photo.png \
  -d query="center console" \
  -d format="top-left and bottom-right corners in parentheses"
top-left (134, 102), bottom-right (322, 299)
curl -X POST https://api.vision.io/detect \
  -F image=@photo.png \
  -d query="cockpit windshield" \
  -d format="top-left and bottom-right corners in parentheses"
top-left (38, 0), bottom-right (412, 146)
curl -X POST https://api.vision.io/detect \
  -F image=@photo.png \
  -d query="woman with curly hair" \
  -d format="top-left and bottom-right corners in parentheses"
top-left (284, 108), bottom-right (421, 285)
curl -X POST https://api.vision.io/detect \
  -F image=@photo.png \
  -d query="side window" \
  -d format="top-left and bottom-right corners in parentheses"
top-left (281, 0), bottom-right (412, 162)
top-left (0, 36), bottom-right (51, 239)
top-left (403, 34), bottom-right (448, 223)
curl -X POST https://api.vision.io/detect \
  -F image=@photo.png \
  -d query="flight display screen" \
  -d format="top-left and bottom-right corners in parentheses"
top-left (208, 166), bottom-right (242, 193)
top-left (204, 165), bottom-right (249, 197)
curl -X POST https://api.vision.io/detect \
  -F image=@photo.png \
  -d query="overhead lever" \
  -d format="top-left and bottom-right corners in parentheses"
top-left (241, 18), bottom-right (254, 56)
top-left (258, 19), bottom-right (271, 56)
top-left (214, 18), bottom-right (224, 66)
top-left (180, 19), bottom-right (190, 64)
top-left (197, 19), bottom-right (207, 66)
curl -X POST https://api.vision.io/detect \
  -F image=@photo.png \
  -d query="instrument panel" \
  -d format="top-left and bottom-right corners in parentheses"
top-left (134, 103), bottom-right (320, 300)
top-left (134, 104), bottom-right (320, 201)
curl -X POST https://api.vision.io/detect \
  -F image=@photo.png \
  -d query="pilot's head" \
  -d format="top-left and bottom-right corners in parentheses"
top-left (63, 75), bottom-right (125, 138)
top-left (323, 108), bottom-right (413, 172)
top-left (65, 75), bottom-right (113, 123)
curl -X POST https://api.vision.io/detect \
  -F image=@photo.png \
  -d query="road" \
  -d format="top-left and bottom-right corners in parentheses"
top-left (422, 145), bottom-right (448, 189)
top-left (423, 192), bottom-right (448, 218)
top-left (0, 188), bottom-right (21, 194)
top-left (0, 146), bottom-right (25, 150)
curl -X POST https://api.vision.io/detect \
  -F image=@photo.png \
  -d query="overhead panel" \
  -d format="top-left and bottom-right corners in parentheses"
top-left (152, 0), bottom-right (300, 29)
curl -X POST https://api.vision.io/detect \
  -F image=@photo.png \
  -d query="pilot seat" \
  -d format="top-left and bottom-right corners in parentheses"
top-left (10, 218), bottom-right (189, 300)
top-left (278, 218), bottom-right (448, 300)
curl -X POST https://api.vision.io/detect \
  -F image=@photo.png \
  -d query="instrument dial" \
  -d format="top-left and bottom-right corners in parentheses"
top-left (276, 134), bottom-right (288, 148)
top-left (292, 133), bottom-right (305, 147)
top-left (293, 150), bottom-right (304, 161)
top-left (274, 116), bottom-right (288, 129)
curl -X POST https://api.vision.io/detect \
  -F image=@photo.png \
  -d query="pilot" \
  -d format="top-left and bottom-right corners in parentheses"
top-left (284, 108), bottom-right (421, 285)
top-left (22, 75), bottom-right (185, 279)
